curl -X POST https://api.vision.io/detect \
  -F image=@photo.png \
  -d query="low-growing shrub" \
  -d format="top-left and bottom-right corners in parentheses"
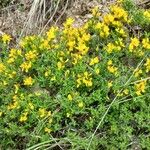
top-left (0, 0), bottom-right (150, 149)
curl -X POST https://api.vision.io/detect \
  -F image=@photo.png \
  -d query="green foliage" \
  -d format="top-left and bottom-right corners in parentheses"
top-left (0, 1), bottom-right (150, 149)
top-left (0, 0), bottom-right (12, 8)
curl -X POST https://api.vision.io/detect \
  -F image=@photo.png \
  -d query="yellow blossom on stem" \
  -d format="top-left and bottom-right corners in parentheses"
top-left (142, 38), bottom-right (150, 49)
top-left (78, 101), bottom-right (84, 108)
top-left (134, 69), bottom-right (142, 77)
top-left (95, 68), bottom-right (100, 75)
top-left (108, 81), bottom-right (113, 88)
top-left (29, 103), bottom-right (34, 110)
top-left (67, 94), bottom-right (73, 101)
top-left (123, 89), bottom-right (129, 95)
top-left (89, 57), bottom-right (99, 66)
top-left (91, 6), bottom-right (100, 17)
top-left (46, 26), bottom-right (58, 41)
top-left (63, 18), bottom-right (74, 27)
top-left (143, 10), bottom-right (150, 19)
top-left (44, 127), bottom-right (51, 133)
top-left (2, 34), bottom-right (11, 43)
top-left (23, 77), bottom-right (34, 86)
top-left (39, 108), bottom-right (47, 118)
top-left (103, 14), bottom-right (114, 25)
top-left (129, 37), bottom-right (140, 52)
top-left (0, 63), bottom-right (6, 73)
top-left (25, 50), bottom-right (38, 61)
top-left (144, 58), bottom-right (150, 72)
top-left (19, 112), bottom-right (28, 122)
top-left (0, 111), bottom-right (2, 117)
top-left (20, 61), bottom-right (32, 72)
top-left (135, 81), bottom-right (146, 96)
top-left (57, 61), bottom-right (65, 70)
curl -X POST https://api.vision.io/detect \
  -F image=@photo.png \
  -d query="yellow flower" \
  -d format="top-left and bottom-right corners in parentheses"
top-left (44, 127), bottom-right (51, 133)
top-left (19, 112), bottom-right (28, 122)
top-left (0, 111), bottom-right (2, 117)
top-left (51, 76), bottom-right (56, 81)
top-left (66, 113), bottom-right (71, 118)
top-left (78, 102), bottom-right (84, 108)
top-left (142, 38), bottom-right (150, 49)
top-left (0, 63), bottom-right (6, 73)
top-left (129, 37), bottom-right (140, 51)
top-left (107, 66), bottom-right (118, 74)
top-left (76, 42), bottom-right (89, 55)
top-left (64, 18), bottom-right (74, 27)
top-left (92, 6), bottom-right (100, 17)
top-left (134, 69), bottom-right (142, 77)
top-left (46, 26), bottom-right (58, 41)
top-left (89, 57), bottom-right (99, 66)
top-left (107, 60), bottom-right (118, 74)
top-left (77, 72), bottom-right (93, 87)
top-left (143, 10), bottom-right (150, 19)
top-left (7, 100), bottom-right (19, 110)
top-left (29, 103), bottom-right (34, 110)
top-left (115, 28), bottom-right (127, 37)
top-left (25, 50), bottom-right (37, 61)
top-left (135, 81), bottom-right (146, 96)
top-left (20, 61), bottom-right (32, 72)
top-left (14, 84), bottom-right (19, 94)
top-left (7, 58), bottom-right (15, 64)
top-left (67, 40), bottom-right (76, 51)
top-left (82, 33), bottom-right (91, 42)
top-left (111, 5), bottom-right (128, 21)
top-left (123, 89), bottom-right (129, 95)
top-left (103, 14), bottom-right (114, 24)
top-left (39, 108), bottom-right (47, 118)
top-left (2, 34), bottom-right (11, 43)
top-left (9, 49), bottom-right (22, 58)
top-left (67, 94), bottom-right (73, 101)
top-left (23, 77), bottom-right (33, 86)
top-left (47, 111), bottom-right (51, 117)
top-left (100, 24), bottom-right (110, 38)
top-left (45, 71), bottom-right (49, 77)
top-left (144, 58), bottom-right (150, 72)
top-left (95, 68), bottom-right (100, 74)
top-left (107, 60), bottom-right (113, 66)
top-left (108, 81), bottom-right (113, 88)
top-left (57, 61), bottom-right (65, 70)
top-left (106, 43), bottom-right (115, 53)
top-left (65, 70), bottom-right (70, 77)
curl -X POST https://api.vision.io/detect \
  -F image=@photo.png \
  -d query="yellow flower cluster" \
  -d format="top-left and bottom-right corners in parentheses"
top-left (142, 38), bottom-right (150, 49)
top-left (107, 60), bottom-right (118, 74)
top-left (19, 112), bottom-right (28, 122)
top-left (134, 69), bottom-right (142, 77)
top-left (7, 49), bottom-right (22, 64)
top-left (129, 37), bottom-right (140, 52)
top-left (38, 108), bottom-right (51, 118)
top-left (46, 26), bottom-right (58, 41)
top-left (0, 63), bottom-right (6, 73)
top-left (7, 95), bottom-right (19, 110)
top-left (77, 72), bottom-right (93, 87)
top-left (2, 34), bottom-right (11, 43)
top-left (89, 57), bottom-right (99, 66)
top-left (144, 58), bottom-right (150, 72)
top-left (135, 81), bottom-right (146, 96)
top-left (25, 50), bottom-right (38, 61)
top-left (23, 76), bottom-right (34, 86)
top-left (105, 41), bottom-right (123, 53)
top-left (111, 5), bottom-right (128, 22)
top-left (95, 23), bottom-right (110, 38)
top-left (20, 61), bottom-right (32, 72)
